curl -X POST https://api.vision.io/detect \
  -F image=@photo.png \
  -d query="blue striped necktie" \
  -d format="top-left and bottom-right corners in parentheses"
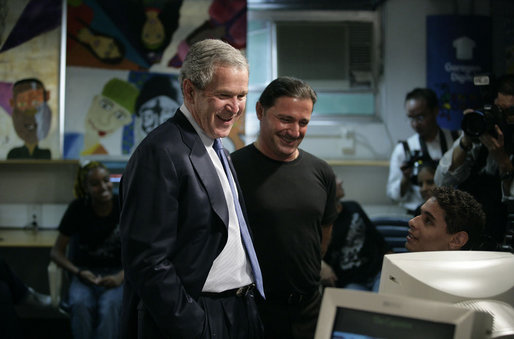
top-left (213, 138), bottom-right (265, 298)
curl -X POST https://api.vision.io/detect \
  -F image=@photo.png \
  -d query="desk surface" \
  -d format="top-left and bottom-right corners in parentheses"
top-left (0, 229), bottom-right (58, 247)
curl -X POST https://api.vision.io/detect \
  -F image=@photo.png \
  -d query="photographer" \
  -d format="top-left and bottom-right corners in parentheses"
top-left (387, 88), bottom-right (458, 214)
top-left (435, 74), bottom-right (514, 248)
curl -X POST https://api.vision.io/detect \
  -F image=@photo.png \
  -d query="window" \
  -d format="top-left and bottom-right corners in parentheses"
top-left (247, 10), bottom-right (381, 120)
top-left (276, 21), bottom-right (373, 91)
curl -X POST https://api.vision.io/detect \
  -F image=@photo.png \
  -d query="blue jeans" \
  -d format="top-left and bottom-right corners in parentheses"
top-left (68, 274), bottom-right (123, 339)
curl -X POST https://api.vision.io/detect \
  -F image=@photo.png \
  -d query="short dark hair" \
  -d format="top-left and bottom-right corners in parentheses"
top-left (12, 78), bottom-right (47, 100)
top-left (405, 88), bottom-right (438, 110)
top-left (428, 186), bottom-right (485, 250)
top-left (258, 76), bottom-right (317, 110)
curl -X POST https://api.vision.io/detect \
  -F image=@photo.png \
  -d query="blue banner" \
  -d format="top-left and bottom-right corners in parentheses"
top-left (427, 15), bottom-right (491, 130)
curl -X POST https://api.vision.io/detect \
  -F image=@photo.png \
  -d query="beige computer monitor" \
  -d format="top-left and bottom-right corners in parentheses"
top-left (315, 288), bottom-right (493, 339)
top-left (379, 251), bottom-right (514, 306)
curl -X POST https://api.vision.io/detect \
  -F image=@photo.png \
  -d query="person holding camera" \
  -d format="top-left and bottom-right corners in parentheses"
top-left (387, 88), bottom-right (458, 214)
top-left (434, 74), bottom-right (514, 248)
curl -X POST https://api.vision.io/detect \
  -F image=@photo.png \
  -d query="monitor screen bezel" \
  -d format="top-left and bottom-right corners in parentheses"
top-left (314, 288), bottom-right (492, 339)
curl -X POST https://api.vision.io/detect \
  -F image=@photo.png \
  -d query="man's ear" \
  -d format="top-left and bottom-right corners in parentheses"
top-left (182, 79), bottom-right (195, 103)
top-left (449, 231), bottom-right (469, 250)
top-left (256, 101), bottom-right (264, 120)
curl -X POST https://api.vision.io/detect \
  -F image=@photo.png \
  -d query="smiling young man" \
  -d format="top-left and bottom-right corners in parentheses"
top-left (119, 39), bottom-right (264, 339)
top-left (406, 186), bottom-right (485, 252)
top-left (231, 76), bottom-right (338, 339)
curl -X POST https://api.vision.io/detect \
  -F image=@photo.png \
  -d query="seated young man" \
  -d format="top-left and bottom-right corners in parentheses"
top-left (406, 186), bottom-right (486, 252)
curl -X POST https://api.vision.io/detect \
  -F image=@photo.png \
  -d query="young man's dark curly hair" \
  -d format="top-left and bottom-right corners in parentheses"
top-left (428, 186), bottom-right (486, 250)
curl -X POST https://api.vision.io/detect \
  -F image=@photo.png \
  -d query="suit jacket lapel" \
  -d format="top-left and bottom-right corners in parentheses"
top-left (175, 111), bottom-right (229, 226)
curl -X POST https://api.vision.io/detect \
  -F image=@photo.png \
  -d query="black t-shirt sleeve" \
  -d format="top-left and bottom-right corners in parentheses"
top-left (58, 199), bottom-right (83, 237)
top-left (321, 166), bottom-right (338, 226)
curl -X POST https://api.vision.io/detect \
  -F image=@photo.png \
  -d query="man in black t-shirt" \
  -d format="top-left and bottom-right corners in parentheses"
top-left (232, 77), bottom-right (337, 339)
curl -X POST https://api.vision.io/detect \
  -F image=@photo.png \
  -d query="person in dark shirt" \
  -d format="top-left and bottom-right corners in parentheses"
top-left (50, 161), bottom-right (123, 339)
top-left (232, 76), bottom-right (337, 339)
top-left (322, 179), bottom-right (392, 292)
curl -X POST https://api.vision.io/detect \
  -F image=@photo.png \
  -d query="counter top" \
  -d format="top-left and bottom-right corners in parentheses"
top-left (0, 229), bottom-right (58, 247)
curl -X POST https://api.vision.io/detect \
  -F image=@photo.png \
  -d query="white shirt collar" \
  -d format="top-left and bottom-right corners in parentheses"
top-left (180, 103), bottom-right (214, 148)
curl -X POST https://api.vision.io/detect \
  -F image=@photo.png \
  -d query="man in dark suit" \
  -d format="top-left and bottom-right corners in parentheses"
top-left (119, 39), bottom-right (264, 339)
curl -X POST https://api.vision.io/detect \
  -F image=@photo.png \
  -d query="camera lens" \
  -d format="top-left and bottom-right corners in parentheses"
top-left (461, 111), bottom-right (487, 137)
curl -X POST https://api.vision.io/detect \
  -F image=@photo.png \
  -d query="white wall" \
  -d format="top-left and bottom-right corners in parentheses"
top-left (380, 0), bottom-right (490, 147)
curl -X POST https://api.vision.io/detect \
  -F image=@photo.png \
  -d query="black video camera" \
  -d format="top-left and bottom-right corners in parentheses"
top-left (461, 74), bottom-right (503, 138)
top-left (461, 74), bottom-right (514, 157)
top-left (461, 74), bottom-right (510, 139)
top-left (461, 104), bottom-right (504, 138)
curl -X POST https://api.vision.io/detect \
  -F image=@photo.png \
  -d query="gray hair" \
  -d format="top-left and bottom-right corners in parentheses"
top-left (179, 39), bottom-right (249, 93)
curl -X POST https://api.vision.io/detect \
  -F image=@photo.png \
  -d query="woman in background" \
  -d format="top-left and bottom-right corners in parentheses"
top-left (50, 161), bottom-right (123, 339)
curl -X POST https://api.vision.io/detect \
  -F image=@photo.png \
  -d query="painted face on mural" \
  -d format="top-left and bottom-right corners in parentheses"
top-left (14, 87), bottom-right (45, 114)
top-left (10, 82), bottom-right (51, 144)
top-left (138, 95), bottom-right (179, 134)
top-left (77, 28), bottom-right (122, 62)
top-left (86, 95), bottom-right (133, 137)
top-left (142, 10), bottom-right (165, 50)
top-left (91, 35), bottom-right (122, 61)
